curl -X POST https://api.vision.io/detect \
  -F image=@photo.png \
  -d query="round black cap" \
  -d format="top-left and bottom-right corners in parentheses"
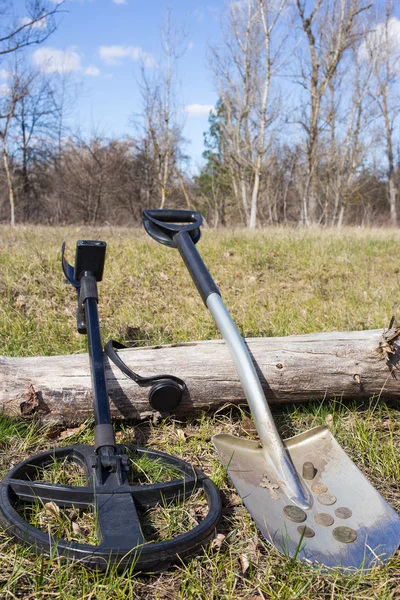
top-left (149, 380), bottom-right (183, 413)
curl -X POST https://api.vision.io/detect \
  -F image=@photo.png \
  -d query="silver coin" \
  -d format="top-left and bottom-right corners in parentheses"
top-left (283, 505), bottom-right (307, 523)
top-left (318, 492), bottom-right (337, 506)
top-left (314, 513), bottom-right (334, 527)
top-left (333, 526), bottom-right (357, 543)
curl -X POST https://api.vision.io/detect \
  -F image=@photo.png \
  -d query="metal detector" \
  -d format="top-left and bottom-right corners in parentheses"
top-left (0, 239), bottom-right (221, 572)
top-left (143, 208), bottom-right (400, 571)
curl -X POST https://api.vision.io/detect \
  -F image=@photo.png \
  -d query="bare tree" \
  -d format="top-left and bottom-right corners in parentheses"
top-left (0, 67), bottom-right (31, 226)
top-left (0, 1), bottom-right (61, 60)
top-left (0, 1), bottom-right (62, 225)
top-left (294, 0), bottom-right (371, 225)
top-left (318, 30), bottom-right (377, 227)
top-left (210, 0), bottom-right (287, 228)
top-left (364, 0), bottom-right (400, 226)
top-left (0, 57), bottom-right (67, 225)
top-left (136, 10), bottom-right (187, 209)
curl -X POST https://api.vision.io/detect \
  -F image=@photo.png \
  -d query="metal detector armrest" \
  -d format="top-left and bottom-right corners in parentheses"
top-left (61, 240), bottom-right (107, 334)
top-left (74, 240), bottom-right (106, 282)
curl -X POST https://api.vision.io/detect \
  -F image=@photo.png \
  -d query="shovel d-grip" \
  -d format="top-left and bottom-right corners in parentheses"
top-left (143, 209), bottom-right (400, 571)
top-left (0, 240), bottom-right (221, 572)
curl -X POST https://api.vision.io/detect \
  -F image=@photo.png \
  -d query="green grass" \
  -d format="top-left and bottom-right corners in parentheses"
top-left (0, 225), bottom-right (399, 599)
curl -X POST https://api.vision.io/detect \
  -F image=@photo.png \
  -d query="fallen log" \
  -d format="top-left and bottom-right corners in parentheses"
top-left (0, 327), bottom-right (399, 425)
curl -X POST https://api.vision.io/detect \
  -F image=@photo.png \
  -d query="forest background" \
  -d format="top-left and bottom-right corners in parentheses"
top-left (0, 0), bottom-right (400, 229)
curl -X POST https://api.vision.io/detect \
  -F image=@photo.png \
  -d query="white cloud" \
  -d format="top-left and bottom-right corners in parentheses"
top-left (359, 17), bottom-right (400, 68)
top-left (0, 83), bottom-right (10, 97)
top-left (113, 0), bottom-right (127, 4)
top-left (32, 47), bottom-right (82, 73)
top-left (98, 45), bottom-right (155, 67)
top-left (20, 16), bottom-right (48, 29)
top-left (184, 104), bottom-right (214, 117)
top-left (84, 65), bottom-right (101, 76)
top-left (187, 41), bottom-right (194, 51)
top-left (0, 69), bottom-right (9, 79)
top-left (32, 47), bottom-right (101, 78)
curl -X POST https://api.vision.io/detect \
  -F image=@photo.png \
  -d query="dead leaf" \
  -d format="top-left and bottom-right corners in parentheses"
top-left (325, 414), bottom-right (333, 427)
top-left (194, 504), bottom-right (208, 519)
top-left (57, 424), bottom-right (86, 440)
top-left (45, 426), bottom-right (63, 440)
top-left (72, 521), bottom-right (81, 535)
top-left (44, 502), bottom-right (60, 517)
top-left (14, 294), bottom-right (26, 310)
top-left (211, 533), bottom-right (226, 551)
top-left (241, 415), bottom-right (256, 435)
top-left (187, 508), bottom-right (198, 526)
top-left (239, 537), bottom-right (258, 575)
top-left (176, 428), bottom-right (186, 442)
top-left (227, 493), bottom-right (242, 507)
top-left (152, 412), bottom-right (161, 426)
top-left (239, 553), bottom-right (250, 574)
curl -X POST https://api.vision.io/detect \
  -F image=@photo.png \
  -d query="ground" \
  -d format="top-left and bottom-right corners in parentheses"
top-left (0, 225), bottom-right (399, 599)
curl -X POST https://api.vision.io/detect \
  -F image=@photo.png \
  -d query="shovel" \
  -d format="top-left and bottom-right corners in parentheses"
top-left (143, 208), bottom-right (400, 571)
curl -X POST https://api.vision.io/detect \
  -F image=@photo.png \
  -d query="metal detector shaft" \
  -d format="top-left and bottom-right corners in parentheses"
top-left (62, 241), bottom-right (116, 454)
top-left (84, 292), bottom-right (116, 452)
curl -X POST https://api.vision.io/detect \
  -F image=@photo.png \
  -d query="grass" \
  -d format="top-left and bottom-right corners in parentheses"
top-left (0, 225), bottom-right (399, 599)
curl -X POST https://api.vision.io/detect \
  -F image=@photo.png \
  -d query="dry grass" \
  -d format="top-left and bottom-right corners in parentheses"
top-left (0, 225), bottom-right (399, 599)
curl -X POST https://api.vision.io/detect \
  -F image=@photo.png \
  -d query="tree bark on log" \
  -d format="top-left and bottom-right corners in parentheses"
top-left (0, 328), bottom-right (399, 425)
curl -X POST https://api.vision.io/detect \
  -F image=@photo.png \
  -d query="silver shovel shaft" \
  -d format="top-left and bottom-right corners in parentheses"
top-left (207, 293), bottom-right (312, 509)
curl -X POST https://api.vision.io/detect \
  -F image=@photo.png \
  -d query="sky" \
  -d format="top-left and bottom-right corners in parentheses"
top-left (9, 0), bottom-right (227, 173)
top-left (5, 0), bottom-right (400, 174)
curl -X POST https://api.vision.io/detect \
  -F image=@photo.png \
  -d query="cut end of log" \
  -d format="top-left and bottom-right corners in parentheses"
top-left (375, 318), bottom-right (400, 375)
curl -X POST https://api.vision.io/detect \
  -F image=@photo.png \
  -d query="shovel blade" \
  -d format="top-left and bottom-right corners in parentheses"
top-left (213, 426), bottom-right (400, 571)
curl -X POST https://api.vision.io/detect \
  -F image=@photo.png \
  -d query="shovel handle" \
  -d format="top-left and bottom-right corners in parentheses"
top-left (143, 209), bottom-right (220, 304)
top-left (143, 208), bottom-right (311, 509)
top-left (143, 209), bottom-right (202, 248)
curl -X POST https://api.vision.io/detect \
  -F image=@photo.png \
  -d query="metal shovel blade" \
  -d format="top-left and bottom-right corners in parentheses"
top-left (213, 425), bottom-right (400, 571)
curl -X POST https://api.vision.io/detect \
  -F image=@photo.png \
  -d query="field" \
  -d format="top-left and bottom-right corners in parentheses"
top-left (0, 225), bottom-right (399, 600)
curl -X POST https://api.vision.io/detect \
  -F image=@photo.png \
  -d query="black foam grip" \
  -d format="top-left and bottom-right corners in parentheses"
top-left (175, 231), bottom-right (220, 304)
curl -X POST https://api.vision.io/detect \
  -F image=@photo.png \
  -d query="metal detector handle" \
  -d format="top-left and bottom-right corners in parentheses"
top-left (142, 209), bottom-right (220, 304)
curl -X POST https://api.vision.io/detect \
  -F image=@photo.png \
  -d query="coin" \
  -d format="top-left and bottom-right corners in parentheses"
top-left (282, 505), bottom-right (307, 523)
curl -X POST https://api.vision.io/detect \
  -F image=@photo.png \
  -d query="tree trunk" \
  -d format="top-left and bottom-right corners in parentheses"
top-left (2, 146), bottom-right (15, 227)
top-left (337, 203), bottom-right (345, 228)
top-left (1, 328), bottom-right (398, 425)
top-left (249, 168), bottom-right (260, 229)
top-left (388, 174), bottom-right (397, 227)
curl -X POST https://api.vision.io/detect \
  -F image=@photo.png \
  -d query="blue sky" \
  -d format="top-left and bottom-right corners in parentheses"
top-left (6, 0), bottom-right (400, 174)
top-left (21, 0), bottom-right (225, 171)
